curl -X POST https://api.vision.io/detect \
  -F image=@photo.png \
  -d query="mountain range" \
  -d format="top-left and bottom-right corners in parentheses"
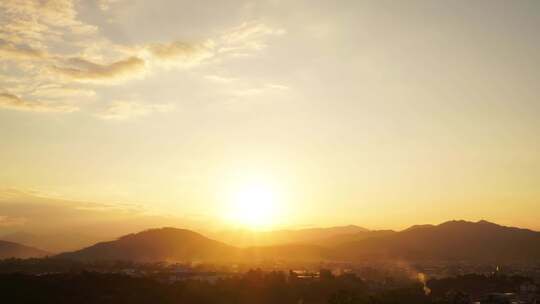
top-left (336, 220), bottom-right (540, 262)
top-left (0, 240), bottom-right (49, 259)
top-left (3, 220), bottom-right (540, 263)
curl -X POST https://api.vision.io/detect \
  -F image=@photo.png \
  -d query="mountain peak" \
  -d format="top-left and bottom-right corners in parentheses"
top-left (476, 219), bottom-right (498, 226)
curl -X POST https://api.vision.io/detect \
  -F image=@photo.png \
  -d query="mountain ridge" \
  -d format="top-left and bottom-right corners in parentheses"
top-left (337, 220), bottom-right (540, 262)
top-left (54, 220), bottom-right (540, 263)
top-left (0, 240), bottom-right (49, 259)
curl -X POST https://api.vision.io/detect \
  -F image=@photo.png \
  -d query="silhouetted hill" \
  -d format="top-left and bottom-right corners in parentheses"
top-left (56, 228), bottom-right (237, 262)
top-left (317, 230), bottom-right (396, 247)
top-left (55, 221), bottom-right (540, 263)
top-left (337, 220), bottom-right (540, 262)
top-left (215, 225), bottom-right (369, 247)
top-left (0, 240), bottom-right (49, 259)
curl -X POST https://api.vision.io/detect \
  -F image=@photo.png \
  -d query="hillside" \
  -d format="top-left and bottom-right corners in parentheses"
top-left (337, 220), bottom-right (540, 262)
top-left (0, 240), bottom-right (49, 259)
top-left (56, 228), bottom-right (238, 262)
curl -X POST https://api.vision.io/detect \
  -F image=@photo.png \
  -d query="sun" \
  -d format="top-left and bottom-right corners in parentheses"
top-left (225, 181), bottom-right (279, 229)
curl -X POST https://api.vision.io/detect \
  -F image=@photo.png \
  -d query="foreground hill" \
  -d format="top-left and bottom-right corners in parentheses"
top-left (337, 220), bottom-right (540, 262)
top-left (0, 240), bottom-right (49, 259)
top-left (57, 228), bottom-right (238, 262)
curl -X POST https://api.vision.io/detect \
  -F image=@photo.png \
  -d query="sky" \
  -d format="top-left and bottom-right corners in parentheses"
top-left (1, 0), bottom-right (540, 233)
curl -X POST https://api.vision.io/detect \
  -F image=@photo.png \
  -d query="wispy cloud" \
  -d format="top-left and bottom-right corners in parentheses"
top-left (52, 56), bottom-right (146, 83)
top-left (95, 100), bottom-right (174, 120)
top-left (146, 40), bottom-right (215, 67)
top-left (0, 92), bottom-right (78, 112)
top-left (0, 40), bottom-right (46, 60)
top-left (0, 0), bottom-right (101, 114)
top-left (144, 21), bottom-right (285, 66)
top-left (0, 0), bottom-right (286, 117)
top-left (219, 21), bottom-right (285, 54)
top-left (0, 0), bottom-right (97, 48)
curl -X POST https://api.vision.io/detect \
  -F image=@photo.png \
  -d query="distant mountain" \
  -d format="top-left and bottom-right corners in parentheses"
top-left (337, 220), bottom-right (540, 262)
top-left (57, 228), bottom-right (237, 262)
top-left (0, 240), bottom-right (49, 259)
top-left (0, 231), bottom-right (108, 253)
top-left (215, 225), bottom-right (369, 247)
top-left (316, 230), bottom-right (396, 247)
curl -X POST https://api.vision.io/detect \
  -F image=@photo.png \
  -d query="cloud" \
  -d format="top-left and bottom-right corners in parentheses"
top-left (52, 56), bottom-right (146, 83)
top-left (0, 40), bottom-right (46, 60)
top-left (144, 22), bottom-right (284, 66)
top-left (0, 0), bottom-right (102, 115)
top-left (219, 21), bottom-right (285, 54)
top-left (0, 92), bottom-right (78, 112)
top-left (146, 40), bottom-right (215, 67)
top-left (96, 100), bottom-right (174, 120)
top-left (0, 0), bottom-right (97, 54)
top-left (0, 5), bottom-right (286, 117)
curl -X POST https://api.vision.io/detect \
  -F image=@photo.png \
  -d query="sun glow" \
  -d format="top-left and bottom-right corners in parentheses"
top-left (225, 181), bottom-right (281, 229)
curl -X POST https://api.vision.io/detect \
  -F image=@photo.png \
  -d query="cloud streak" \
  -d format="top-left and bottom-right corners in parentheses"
top-left (0, 0), bottom-right (286, 118)
top-left (52, 56), bottom-right (146, 83)
top-left (0, 40), bottom-right (46, 60)
top-left (0, 92), bottom-right (78, 112)
top-left (146, 40), bottom-right (215, 67)
top-left (0, 0), bottom-right (97, 48)
top-left (219, 21), bottom-right (285, 54)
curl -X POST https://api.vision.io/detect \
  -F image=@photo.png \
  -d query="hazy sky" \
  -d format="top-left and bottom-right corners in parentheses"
top-left (1, 0), bottom-right (539, 231)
